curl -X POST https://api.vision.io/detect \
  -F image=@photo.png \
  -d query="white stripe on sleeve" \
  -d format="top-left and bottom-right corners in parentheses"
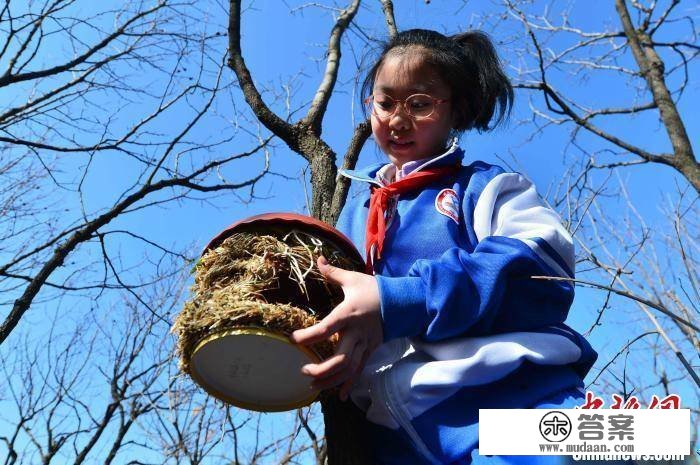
top-left (473, 172), bottom-right (574, 277)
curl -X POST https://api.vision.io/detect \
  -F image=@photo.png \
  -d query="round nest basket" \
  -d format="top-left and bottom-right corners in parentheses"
top-left (172, 213), bottom-right (365, 412)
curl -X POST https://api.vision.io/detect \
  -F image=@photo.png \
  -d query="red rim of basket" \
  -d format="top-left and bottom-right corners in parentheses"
top-left (202, 212), bottom-right (365, 266)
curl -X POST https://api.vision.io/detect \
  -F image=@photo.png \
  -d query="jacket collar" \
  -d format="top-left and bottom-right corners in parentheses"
top-left (339, 138), bottom-right (463, 185)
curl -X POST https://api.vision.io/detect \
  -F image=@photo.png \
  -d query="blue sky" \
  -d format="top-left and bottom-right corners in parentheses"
top-left (0, 0), bottom-right (697, 462)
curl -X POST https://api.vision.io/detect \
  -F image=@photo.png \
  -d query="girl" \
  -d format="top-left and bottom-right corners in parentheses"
top-left (291, 29), bottom-right (597, 465)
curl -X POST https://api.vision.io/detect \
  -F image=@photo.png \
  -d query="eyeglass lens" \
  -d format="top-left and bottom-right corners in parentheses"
top-left (369, 94), bottom-right (435, 119)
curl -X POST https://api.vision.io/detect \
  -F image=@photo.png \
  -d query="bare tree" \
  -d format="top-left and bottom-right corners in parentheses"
top-left (228, 0), bottom-right (375, 463)
top-left (0, 0), bottom-right (348, 463)
top-left (0, 265), bottom-right (324, 465)
top-left (0, 0), bottom-right (276, 344)
top-left (501, 0), bottom-right (698, 190)
top-left (493, 0), bottom-right (698, 384)
top-left (228, 0), bottom-right (698, 462)
top-left (488, 0), bottom-right (698, 456)
top-left (2, 0), bottom-right (696, 463)
top-left (0, 276), bottom-right (175, 464)
top-left (228, 0), bottom-right (371, 227)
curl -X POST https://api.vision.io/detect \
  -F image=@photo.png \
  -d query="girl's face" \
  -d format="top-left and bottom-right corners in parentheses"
top-left (370, 51), bottom-right (455, 168)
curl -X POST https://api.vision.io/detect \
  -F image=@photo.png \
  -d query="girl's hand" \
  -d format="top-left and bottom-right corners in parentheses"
top-left (290, 256), bottom-right (383, 401)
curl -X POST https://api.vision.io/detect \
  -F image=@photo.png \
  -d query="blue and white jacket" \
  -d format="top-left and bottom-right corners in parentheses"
top-left (336, 140), bottom-right (597, 464)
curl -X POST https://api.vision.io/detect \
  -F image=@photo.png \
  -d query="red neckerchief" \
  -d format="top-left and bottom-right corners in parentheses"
top-left (365, 164), bottom-right (460, 274)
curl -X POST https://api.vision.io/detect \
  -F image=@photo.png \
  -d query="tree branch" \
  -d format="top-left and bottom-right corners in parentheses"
top-left (615, 0), bottom-right (698, 191)
top-left (379, 0), bottom-right (398, 39)
top-left (0, 140), bottom-right (270, 344)
top-left (330, 119), bottom-right (371, 225)
top-left (303, 0), bottom-right (362, 134)
top-left (0, 3), bottom-right (165, 87)
top-left (227, 0), bottom-right (295, 146)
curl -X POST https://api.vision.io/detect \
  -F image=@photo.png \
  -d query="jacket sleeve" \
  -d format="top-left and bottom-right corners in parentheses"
top-left (375, 172), bottom-right (576, 342)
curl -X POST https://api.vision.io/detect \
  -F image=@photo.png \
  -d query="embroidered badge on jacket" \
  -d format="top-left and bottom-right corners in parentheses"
top-left (435, 188), bottom-right (459, 224)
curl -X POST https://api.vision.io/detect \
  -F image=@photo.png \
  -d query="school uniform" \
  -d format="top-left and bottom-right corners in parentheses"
top-left (336, 139), bottom-right (598, 464)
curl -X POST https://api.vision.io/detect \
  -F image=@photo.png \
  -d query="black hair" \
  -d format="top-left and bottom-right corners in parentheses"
top-left (361, 29), bottom-right (513, 132)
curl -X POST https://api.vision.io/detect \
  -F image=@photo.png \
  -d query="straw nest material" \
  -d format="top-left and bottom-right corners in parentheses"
top-left (172, 228), bottom-right (363, 375)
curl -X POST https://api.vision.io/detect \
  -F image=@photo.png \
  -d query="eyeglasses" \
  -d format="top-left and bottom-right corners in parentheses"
top-left (364, 93), bottom-right (449, 120)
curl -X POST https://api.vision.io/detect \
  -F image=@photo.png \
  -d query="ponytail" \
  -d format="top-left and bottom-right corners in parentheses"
top-left (450, 31), bottom-right (513, 131)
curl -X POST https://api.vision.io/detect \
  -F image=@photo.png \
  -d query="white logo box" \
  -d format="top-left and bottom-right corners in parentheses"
top-left (478, 409), bottom-right (690, 456)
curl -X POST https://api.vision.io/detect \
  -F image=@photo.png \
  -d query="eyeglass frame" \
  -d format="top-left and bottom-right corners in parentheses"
top-left (364, 93), bottom-right (450, 120)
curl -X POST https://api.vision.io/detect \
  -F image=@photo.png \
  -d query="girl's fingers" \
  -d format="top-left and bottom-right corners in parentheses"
top-left (338, 342), bottom-right (369, 401)
top-left (304, 352), bottom-right (348, 381)
top-left (310, 340), bottom-right (365, 392)
top-left (290, 304), bottom-right (345, 345)
top-left (310, 365), bottom-right (352, 391)
top-left (317, 255), bottom-right (351, 287)
top-left (303, 332), bottom-right (358, 380)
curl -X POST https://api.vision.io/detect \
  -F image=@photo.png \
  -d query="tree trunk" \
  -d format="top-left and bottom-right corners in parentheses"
top-left (321, 396), bottom-right (372, 465)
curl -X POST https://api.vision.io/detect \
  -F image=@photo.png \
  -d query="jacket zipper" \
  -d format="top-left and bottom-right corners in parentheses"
top-left (410, 137), bottom-right (459, 173)
top-left (338, 169), bottom-right (382, 186)
top-left (380, 360), bottom-right (442, 464)
top-left (339, 136), bottom-right (460, 186)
